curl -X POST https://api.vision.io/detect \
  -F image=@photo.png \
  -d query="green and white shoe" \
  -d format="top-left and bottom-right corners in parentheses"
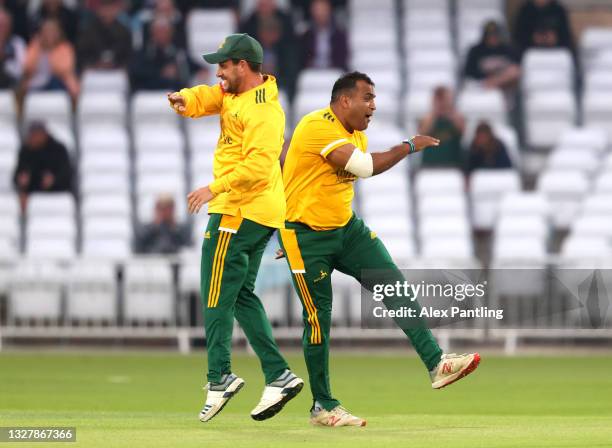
top-left (199, 373), bottom-right (245, 422)
top-left (430, 353), bottom-right (481, 389)
top-left (251, 369), bottom-right (304, 421)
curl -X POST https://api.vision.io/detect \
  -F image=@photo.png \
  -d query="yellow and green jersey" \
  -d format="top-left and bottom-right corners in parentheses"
top-left (283, 106), bottom-right (368, 230)
top-left (177, 75), bottom-right (286, 229)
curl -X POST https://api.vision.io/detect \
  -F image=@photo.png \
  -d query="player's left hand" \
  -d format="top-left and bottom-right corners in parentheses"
top-left (275, 249), bottom-right (285, 259)
top-left (187, 186), bottom-right (215, 214)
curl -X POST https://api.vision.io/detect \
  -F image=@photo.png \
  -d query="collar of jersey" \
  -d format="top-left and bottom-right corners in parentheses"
top-left (325, 105), bottom-right (354, 136)
top-left (229, 74), bottom-right (277, 99)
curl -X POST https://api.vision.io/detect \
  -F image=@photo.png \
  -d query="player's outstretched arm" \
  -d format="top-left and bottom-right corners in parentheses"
top-left (326, 135), bottom-right (440, 177)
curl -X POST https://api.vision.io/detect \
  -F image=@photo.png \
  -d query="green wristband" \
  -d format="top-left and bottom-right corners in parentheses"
top-left (402, 139), bottom-right (416, 154)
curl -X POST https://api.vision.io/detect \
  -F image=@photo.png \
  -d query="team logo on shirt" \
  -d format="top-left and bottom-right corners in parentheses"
top-left (335, 168), bottom-right (357, 184)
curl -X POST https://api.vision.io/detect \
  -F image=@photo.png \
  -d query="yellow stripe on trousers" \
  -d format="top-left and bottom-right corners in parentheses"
top-left (296, 273), bottom-right (321, 344)
top-left (208, 231), bottom-right (232, 308)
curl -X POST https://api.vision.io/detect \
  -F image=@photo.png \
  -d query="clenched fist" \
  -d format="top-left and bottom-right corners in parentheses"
top-left (167, 92), bottom-right (186, 113)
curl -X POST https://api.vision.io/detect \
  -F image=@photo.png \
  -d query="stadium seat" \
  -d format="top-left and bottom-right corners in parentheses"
top-left (27, 193), bottom-right (75, 218)
top-left (418, 194), bottom-right (468, 218)
top-left (469, 169), bottom-right (521, 230)
top-left (522, 49), bottom-right (574, 93)
top-left (403, 0), bottom-right (448, 11)
top-left (584, 70), bottom-right (612, 93)
top-left (499, 192), bottom-right (550, 218)
top-left (26, 236), bottom-right (76, 261)
top-left (557, 127), bottom-right (608, 155)
top-left (525, 90), bottom-right (577, 148)
top-left (561, 235), bottom-right (612, 261)
top-left (82, 194), bottom-right (131, 219)
top-left (81, 69), bottom-right (129, 93)
top-left (419, 215), bottom-right (471, 240)
top-left (547, 149), bottom-right (598, 175)
top-left (583, 90), bottom-right (612, 140)
top-left (134, 123), bottom-right (185, 155)
top-left (82, 238), bottom-right (131, 260)
top-left (537, 170), bottom-right (590, 228)
top-left (581, 27), bottom-right (612, 67)
top-left (186, 9), bottom-right (236, 67)
top-left (8, 260), bottom-right (65, 322)
top-left (415, 169), bottom-right (464, 197)
top-left (132, 91), bottom-right (179, 127)
top-left (123, 258), bottom-right (175, 323)
top-left (80, 124), bottom-right (129, 155)
top-left (407, 68), bottom-right (456, 94)
top-left (421, 236), bottom-right (474, 261)
top-left (457, 88), bottom-right (507, 127)
top-left (83, 217), bottom-right (132, 241)
top-left (294, 90), bottom-right (334, 120)
top-left (136, 152), bottom-right (184, 177)
top-left (570, 215), bottom-right (612, 238)
top-left (580, 193), bottom-right (612, 216)
top-left (297, 69), bottom-right (343, 94)
top-left (0, 132), bottom-right (18, 192)
top-left (0, 90), bottom-right (17, 128)
top-left (81, 152), bottom-right (129, 176)
top-left (495, 215), bottom-right (549, 240)
top-left (27, 216), bottom-right (76, 240)
top-left (23, 91), bottom-right (72, 130)
top-left (66, 260), bottom-right (117, 322)
top-left (78, 92), bottom-right (127, 128)
top-left (492, 236), bottom-right (548, 265)
top-left (81, 172), bottom-right (130, 195)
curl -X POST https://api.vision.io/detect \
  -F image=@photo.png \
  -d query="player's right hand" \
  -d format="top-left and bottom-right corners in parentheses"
top-left (411, 135), bottom-right (441, 152)
top-left (167, 92), bottom-right (186, 113)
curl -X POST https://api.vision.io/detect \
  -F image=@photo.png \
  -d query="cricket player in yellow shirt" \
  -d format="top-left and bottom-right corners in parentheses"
top-left (280, 72), bottom-right (481, 427)
top-left (168, 33), bottom-right (303, 423)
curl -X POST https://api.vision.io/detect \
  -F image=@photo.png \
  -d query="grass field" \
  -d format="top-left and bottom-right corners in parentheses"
top-left (1, 351), bottom-right (612, 447)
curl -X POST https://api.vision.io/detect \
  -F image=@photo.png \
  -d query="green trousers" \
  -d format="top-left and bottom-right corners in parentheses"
top-left (278, 214), bottom-right (443, 411)
top-left (201, 213), bottom-right (289, 384)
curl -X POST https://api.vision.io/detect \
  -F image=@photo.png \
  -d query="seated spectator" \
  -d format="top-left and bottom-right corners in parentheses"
top-left (133, 0), bottom-right (186, 51)
top-left (240, 0), bottom-right (299, 98)
top-left (300, 0), bottom-right (348, 70)
top-left (13, 121), bottom-right (73, 212)
top-left (0, 7), bottom-right (26, 89)
top-left (464, 21), bottom-right (520, 92)
top-left (20, 18), bottom-right (80, 100)
top-left (30, 0), bottom-right (78, 44)
top-left (513, 0), bottom-right (573, 56)
top-left (418, 86), bottom-right (465, 168)
top-left (135, 195), bottom-right (190, 254)
top-left (466, 121), bottom-right (512, 174)
top-left (130, 17), bottom-right (190, 91)
top-left (77, 0), bottom-right (132, 72)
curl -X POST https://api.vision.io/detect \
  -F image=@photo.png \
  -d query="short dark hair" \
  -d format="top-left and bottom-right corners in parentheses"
top-left (330, 71), bottom-right (374, 103)
top-left (231, 58), bottom-right (262, 73)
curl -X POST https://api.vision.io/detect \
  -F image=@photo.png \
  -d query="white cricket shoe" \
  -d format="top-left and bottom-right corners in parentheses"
top-left (199, 373), bottom-right (245, 422)
top-left (310, 404), bottom-right (366, 427)
top-left (430, 353), bottom-right (481, 389)
top-left (251, 369), bottom-right (304, 421)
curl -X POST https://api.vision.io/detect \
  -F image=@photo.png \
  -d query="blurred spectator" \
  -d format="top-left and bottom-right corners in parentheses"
top-left (300, 0), bottom-right (348, 70)
top-left (133, 0), bottom-right (186, 51)
top-left (13, 121), bottom-right (73, 211)
top-left (0, 7), bottom-right (26, 89)
top-left (20, 18), bottom-right (80, 100)
top-left (418, 86), bottom-right (465, 168)
top-left (240, 0), bottom-right (299, 98)
top-left (0, 0), bottom-right (28, 41)
top-left (29, 0), bottom-right (78, 44)
top-left (77, 0), bottom-right (132, 72)
top-left (135, 195), bottom-right (190, 254)
top-left (466, 121), bottom-right (512, 174)
top-left (130, 17), bottom-right (190, 91)
top-left (464, 21), bottom-right (520, 91)
top-left (513, 0), bottom-right (573, 56)
top-left (291, 0), bottom-right (346, 22)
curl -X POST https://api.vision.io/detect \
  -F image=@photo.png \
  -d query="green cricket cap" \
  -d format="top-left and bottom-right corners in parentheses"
top-left (202, 33), bottom-right (263, 64)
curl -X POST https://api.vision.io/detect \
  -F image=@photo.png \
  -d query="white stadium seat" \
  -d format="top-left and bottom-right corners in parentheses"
top-left (66, 260), bottom-right (117, 322)
top-left (537, 170), bottom-right (590, 228)
top-left (9, 261), bottom-right (65, 321)
top-left (78, 92), bottom-right (127, 128)
top-left (123, 258), bottom-right (174, 323)
top-left (81, 69), bottom-right (129, 93)
top-left (470, 169), bottom-right (521, 230)
top-left (23, 91), bottom-right (71, 130)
